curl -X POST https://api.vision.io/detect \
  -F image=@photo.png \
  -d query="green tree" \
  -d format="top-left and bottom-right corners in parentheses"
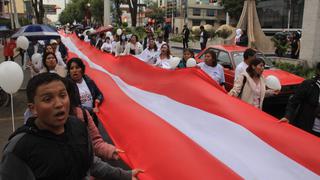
top-left (222, 0), bottom-right (244, 21)
top-left (90, 0), bottom-right (104, 23)
top-left (59, 0), bottom-right (89, 24)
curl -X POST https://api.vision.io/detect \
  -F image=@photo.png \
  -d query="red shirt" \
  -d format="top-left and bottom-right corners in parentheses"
top-left (3, 40), bottom-right (16, 57)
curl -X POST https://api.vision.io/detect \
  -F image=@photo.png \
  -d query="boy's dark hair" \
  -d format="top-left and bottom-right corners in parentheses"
top-left (243, 48), bottom-right (256, 60)
top-left (67, 58), bottom-right (86, 75)
top-left (27, 73), bottom-right (66, 103)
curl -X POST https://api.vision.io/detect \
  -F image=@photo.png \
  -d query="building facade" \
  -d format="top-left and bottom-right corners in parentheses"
top-left (163, 0), bottom-right (224, 32)
top-left (256, 0), bottom-right (305, 33)
top-left (187, 0), bottom-right (224, 27)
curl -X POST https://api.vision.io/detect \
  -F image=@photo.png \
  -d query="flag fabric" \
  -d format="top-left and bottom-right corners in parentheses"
top-left (62, 33), bottom-right (320, 180)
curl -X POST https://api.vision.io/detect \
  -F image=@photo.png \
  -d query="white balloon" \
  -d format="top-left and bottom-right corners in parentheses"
top-left (31, 53), bottom-right (42, 65)
top-left (169, 57), bottom-right (181, 69)
top-left (106, 31), bottom-right (112, 37)
top-left (0, 61), bottom-right (24, 93)
top-left (16, 36), bottom-right (29, 50)
top-left (186, 58), bottom-right (197, 67)
top-left (116, 29), bottom-right (122, 36)
top-left (265, 75), bottom-right (281, 90)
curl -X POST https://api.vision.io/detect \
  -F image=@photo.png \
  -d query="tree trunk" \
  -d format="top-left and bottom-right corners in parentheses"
top-left (128, 0), bottom-right (137, 27)
top-left (31, 0), bottom-right (44, 24)
top-left (38, 0), bottom-right (44, 24)
top-left (115, 0), bottom-right (122, 24)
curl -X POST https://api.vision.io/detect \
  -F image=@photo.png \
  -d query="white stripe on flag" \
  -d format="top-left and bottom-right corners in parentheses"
top-left (62, 37), bottom-right (320, 180)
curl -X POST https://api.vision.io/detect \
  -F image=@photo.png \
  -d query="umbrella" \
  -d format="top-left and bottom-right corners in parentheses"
top-left (70, 24), bottom-right (83, 30)
top-left (0, 26), bottom-right (12, 38)
top-left (11, 24), bottom-right (60, 40)
top-left (93, 25), bottom-right (113, 35)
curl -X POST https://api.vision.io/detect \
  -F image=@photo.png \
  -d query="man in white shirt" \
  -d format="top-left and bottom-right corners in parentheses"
top-left (234, 48), bottom-right (256, 81)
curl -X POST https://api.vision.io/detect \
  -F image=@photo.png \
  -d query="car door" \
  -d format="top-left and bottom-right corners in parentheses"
top-left (216, 51), bottom-right (234, 91)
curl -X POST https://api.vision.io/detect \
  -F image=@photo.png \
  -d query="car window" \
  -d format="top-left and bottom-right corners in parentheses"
top-left (232, 52), bottom-right (244, 67)
top-left (231, 52), bottom-right (274, 68)
top-left (199, 48), bottom-right (219, 60)
top-left (217, 51), bottom-right (232, 68)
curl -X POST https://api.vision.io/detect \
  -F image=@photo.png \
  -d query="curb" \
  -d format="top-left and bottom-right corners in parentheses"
top-left (170, 45), bottom-right (202, 54)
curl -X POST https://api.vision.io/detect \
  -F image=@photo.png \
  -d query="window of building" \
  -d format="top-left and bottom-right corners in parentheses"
top-left (44, 5), bottom-right (56, 15)
top-left (192, 20), bottom-right (201, 26)
top-left (256, 0), bottom-right (305, 29)
top-left (193, 8), bottom-right (201, 16)
top-left (207, 9), bottom-right (214, 16)
top-left (206, 20), bottom-right (215, 25)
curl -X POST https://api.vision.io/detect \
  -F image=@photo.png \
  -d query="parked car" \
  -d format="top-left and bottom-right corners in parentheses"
top-left (195, 45), bottom-right (304, 107)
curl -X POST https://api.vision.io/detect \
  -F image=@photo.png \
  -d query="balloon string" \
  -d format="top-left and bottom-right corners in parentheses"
top-left (11, 94), bottom-right (15, 132)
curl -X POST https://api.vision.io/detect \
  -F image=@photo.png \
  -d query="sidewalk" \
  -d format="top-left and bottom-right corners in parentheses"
top-left (169, 38), bottom-right (225, 53)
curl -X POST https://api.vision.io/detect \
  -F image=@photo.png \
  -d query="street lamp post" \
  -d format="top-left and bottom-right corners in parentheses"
top-left (104, 0), bottom-right (110, 26)
top-left (287, 0), bottom-right (291, 32)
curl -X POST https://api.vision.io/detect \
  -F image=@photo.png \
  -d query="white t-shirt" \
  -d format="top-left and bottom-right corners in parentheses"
top-left (235, 61), bottom-right (248, 81)
top-left (198, 62), bottom-right (225, 85)
top-left (154, 55), bottom-right (172, 69)
top-left (252, 81), bottom-right (261, 109)
top-left (101, 42), bottom-right (112, 53)
top-left (200, 32), bottom-right (204, 43)
top-left (111, 41), bottom-right (117, 53)
top-left (77, 79), bottom-right (93, 108)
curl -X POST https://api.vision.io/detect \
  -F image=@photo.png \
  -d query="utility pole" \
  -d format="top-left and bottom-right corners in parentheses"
top-left (104, 0), bottom-right (111, 26)
top-left (11, 0), bottom-right (21, 28)
top-left (287, 0), bottom-right (291, 32)
top-left (8, 0), bottom-right (14, 29)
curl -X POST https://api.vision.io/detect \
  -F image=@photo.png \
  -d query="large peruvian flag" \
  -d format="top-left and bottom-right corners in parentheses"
top-left (61, 33), bottom-right (320, 180)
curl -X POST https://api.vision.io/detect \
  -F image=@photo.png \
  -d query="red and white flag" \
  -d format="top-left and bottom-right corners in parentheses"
top-left (62, 33), bottom-right (320, 180)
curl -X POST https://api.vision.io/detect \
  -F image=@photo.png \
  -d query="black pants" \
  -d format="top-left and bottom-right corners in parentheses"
top-left (183, 39), bottom-right (188, 49)
top-left (20, 53), bottom-right (24, 66)
top-left (200, 42), bottom-right (207, 50)
top-left (4, 56), bottom-right (14, 61)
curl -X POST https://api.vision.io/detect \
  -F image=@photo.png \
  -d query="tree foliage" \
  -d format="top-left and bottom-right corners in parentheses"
top-left (90, 0), bottom-right (104, 24)
top-left (59, 0), bottom-right (105, 25)
top-left (222, 0), bottom-right (244, 21)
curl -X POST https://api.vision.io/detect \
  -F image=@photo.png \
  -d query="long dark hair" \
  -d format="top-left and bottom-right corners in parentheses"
top-left (160, 44), bottom-right (171, 59)
top-left (130, 35), bottom-right (139, 43)
top-left (42, 52), bottom-right (58, 72)
top-left (182, 48), bottom-right (195, 61)
top-left (67, 58), bottom-right (86, 76)
top-left (205, 50), bottom-right (217, 67)
top-left (44, 44), bottom-right (54, 53)
top-left (246, 58), bottom-right (265, 78)
top-left (148, 38), bottom-right (158, 51)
